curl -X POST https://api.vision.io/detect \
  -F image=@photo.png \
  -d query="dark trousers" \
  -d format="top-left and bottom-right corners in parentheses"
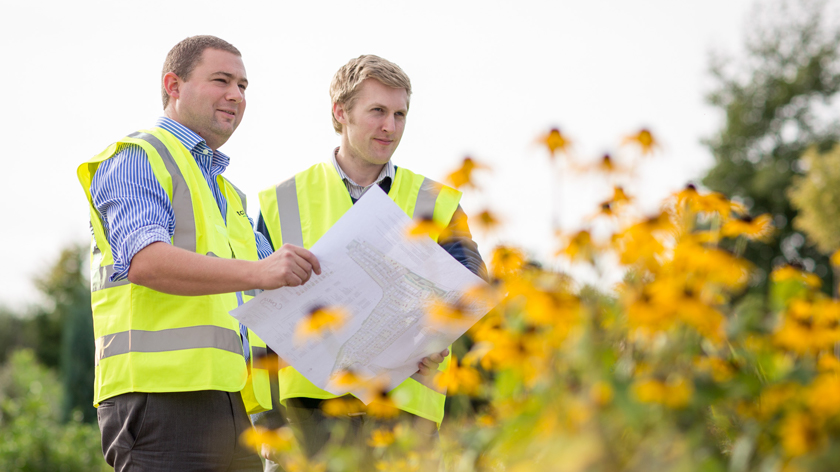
top-left (97, 390), bottom-right (262, 472)
top-left (264, 396), bottom-right (439, 471)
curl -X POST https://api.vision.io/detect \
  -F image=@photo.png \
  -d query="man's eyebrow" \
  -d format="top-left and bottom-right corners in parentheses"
top-left (212, 71), bottom-right (248, 85)
top-left (370, 102), bottom-right (407, 112)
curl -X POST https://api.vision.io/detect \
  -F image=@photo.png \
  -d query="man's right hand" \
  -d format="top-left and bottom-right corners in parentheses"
top-left (257, 244), bottom-right (321, 289)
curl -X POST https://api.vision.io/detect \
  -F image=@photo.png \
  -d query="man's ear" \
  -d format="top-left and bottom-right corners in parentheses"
top-left (163, 72), bottom-right (182, 101)
top-left (333, 102), bottom-right (347, 125)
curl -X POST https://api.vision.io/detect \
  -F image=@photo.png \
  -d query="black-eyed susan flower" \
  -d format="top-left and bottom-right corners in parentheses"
top-left (239, 426), bottom-right (296, 454)
top-left (556, 229), bottom-right (598, 264)
top-left (490, 246), bottom-right (527, 280)
top-left (538, 127), bottom-right (572, 158)
top-left (295, 305), bottom-right (347, 341)
top-left (433, 355), bottom-right (482, 395)
top-left (367, 428), bottom-right (396, 448)
top-left (721, 214), bottom-right (774, 242)
top-left (445, 157), bottom-right (489, 189)
top-left (771, 264), bottom-right (822, 288)
top-left (321, 397), bottom-right (365, 417)
top-left (406, 215), bottom-right (446, 240)
top-left (622, 128), bottom-right (659, 155)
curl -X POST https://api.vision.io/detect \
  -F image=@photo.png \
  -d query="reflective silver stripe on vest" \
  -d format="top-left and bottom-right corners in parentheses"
top-left (94, 325), bottom-right (243, 366)
top-left (275, 178), bottom-right (304, 246)
top-left (92, 132), bottom-right (197, 292)
top-left (226, 179), bottom-right (248, 213)
top-left (128, 132), bottom-right (197, 253)
top-left (90, 230), bottom-right (130, 291)
top-left (252, 346), bottom-right (268, 360)
top-left (243, 289), bottom-right (263, 297)
top-left (413, 177), bottom-right (443, 220)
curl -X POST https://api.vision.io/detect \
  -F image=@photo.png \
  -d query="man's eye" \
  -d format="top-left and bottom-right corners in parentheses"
top-left (239, 84), bottom-right (247, 91)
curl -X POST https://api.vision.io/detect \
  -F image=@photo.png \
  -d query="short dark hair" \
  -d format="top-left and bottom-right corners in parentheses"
top-left (161, 35), bottom-right (241, 109)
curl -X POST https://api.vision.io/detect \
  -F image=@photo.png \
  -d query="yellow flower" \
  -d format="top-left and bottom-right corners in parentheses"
top-left (771, 264), bottom-right (821, 288)
top-left (366, 389), bottom-right (400, 419)
top-left (758, 383), bottom-right (800, 419)
top-left (490, 246), bottom-right (527, 280)
top-left (367, 428), bottom-right (396, 448)
top-left (251, 352), bottom-right (288, 371)
top-left (774, 298), bottom-right (840, 354)
top-left (473, 209), bottom-right (501, 234)
top-left (321, 397), bottom-right (365, 417)
top-left (426, 297), bottom-right (474, 327)
top-left (239, 426), bottom-right (296, 454)
top-left (831, 249), bottom-right (840, 267)
top-left (329, 369), bottom-right (364, 390)
top-left (557, 230), bottom-right (598, 264)
top-left (807, 374), bottom-right (840, 417)
top-left (622, 128), bottom-right (659, 155)
top-left (294, 305), bottom-right (347, 341)
top-left (610, 186), bottom-right (633, 207)
top-left (590, 381), bottom-right (614, 407)
top-left (817, 353), bottom-right (840, 373)
top-left (632, 376), bottom-right (694, 409)
top-left (694, 356), bottom-right (735, 383)
top-left (721, 214), bottom-right (774, 242)
top-left (538, 127), bottom-right (572, 158)
top-left (434, 355), bottom-right (482, 395)
top-left (781, 412), bottom-right (823, 457)
top-left (406, 216), bottom-right (446, 240)
top-left (445, 157), bottom-right (489, 189)
top-left (674, 184), bottom-right (743, 219)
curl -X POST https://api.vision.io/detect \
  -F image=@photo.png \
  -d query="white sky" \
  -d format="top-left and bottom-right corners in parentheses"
top-left (1, 0), bottom-right (757, 311)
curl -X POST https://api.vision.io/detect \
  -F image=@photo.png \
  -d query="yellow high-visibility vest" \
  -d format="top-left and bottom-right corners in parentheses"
top-left (78, 127), bottom-right (271, 413)
top-left (258, 162), bottom-right (461, 424)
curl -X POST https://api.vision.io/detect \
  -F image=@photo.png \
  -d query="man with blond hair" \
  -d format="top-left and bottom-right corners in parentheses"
top-left (255, 54), bottom-right (485, 467)
top-left (78, 35), bottom-right (320, 471)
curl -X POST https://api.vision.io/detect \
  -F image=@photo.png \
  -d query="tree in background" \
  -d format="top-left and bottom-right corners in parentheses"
top-left (702, 0), bottom-right (840, 293)
top-left (788, 144), bottom-right (840, 293)
top-left (30, 244), bottom-right (95, 423)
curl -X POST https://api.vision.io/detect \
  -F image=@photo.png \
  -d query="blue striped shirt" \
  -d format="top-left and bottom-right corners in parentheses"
top-left (91, 117), bottom-right (273, 282)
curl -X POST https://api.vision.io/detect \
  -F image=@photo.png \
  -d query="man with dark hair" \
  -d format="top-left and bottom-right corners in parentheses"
top-left (78, 35), bottom-right (320, 471)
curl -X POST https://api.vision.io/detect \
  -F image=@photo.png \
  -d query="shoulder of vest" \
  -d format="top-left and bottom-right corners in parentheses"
top-left (395, 167), bottom-right (455, 193)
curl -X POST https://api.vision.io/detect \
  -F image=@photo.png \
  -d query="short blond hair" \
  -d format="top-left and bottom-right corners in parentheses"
top-left (329, 55), bottom-right (412, 134)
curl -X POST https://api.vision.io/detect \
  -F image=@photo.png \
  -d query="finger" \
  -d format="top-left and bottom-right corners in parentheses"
top-left (289, 263), bottom-right (309, 285)
top-left (289, 245), bottom-right (322, 275)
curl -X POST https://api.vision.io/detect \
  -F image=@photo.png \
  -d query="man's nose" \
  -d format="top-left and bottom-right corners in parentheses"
top-left (226, 85), bottom-right (244, 103)
top-left (382, 114), bottom-right (395, 133)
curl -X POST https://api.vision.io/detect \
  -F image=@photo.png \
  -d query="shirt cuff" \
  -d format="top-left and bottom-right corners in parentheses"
top-left (110, 225), bottom-right (172, 282)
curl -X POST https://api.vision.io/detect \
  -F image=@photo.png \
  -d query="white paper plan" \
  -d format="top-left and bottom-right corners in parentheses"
top-left (230, 186), bottom-right (494, 402)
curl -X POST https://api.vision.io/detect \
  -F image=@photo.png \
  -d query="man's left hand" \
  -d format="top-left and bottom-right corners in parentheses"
top-left (410, 348), bottom-right (449, 391)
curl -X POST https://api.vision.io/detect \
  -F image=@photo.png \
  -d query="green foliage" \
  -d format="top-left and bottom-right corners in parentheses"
top-left (0, 350), bottom-right (108, 472)
top-left (788, 144), bottom-right (840, 253)
top-left (0, 308), bottom-right (27, 366)
top-left (702, 0), bottom-right (840, 289)
top-left (31, 244), bottom-right (95, 423)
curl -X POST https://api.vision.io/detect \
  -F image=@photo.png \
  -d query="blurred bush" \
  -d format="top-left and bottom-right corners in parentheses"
top-left (0, 349), bottom-right (107, 472)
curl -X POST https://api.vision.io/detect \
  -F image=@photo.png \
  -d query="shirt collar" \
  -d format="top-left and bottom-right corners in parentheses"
top-left (331, 147), bottom-right (395, 188)
top-left (155, 116), bottom-right (231, 170)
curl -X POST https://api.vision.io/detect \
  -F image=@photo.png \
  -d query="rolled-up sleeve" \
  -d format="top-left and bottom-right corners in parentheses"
top-left (90, 144), bottom-right (175, 281)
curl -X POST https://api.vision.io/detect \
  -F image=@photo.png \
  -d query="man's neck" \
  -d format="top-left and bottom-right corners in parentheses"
top-left (335, 147), bottom-right (386, 187)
